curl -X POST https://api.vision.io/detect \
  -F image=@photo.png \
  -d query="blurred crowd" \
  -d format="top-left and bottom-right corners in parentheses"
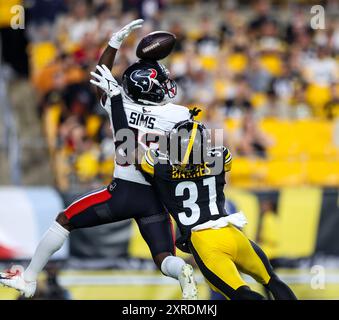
top-left (2, 0), bottom-right (339, 190)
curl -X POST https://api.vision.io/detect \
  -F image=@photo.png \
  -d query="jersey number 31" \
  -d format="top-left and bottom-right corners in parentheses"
top-left (175, 176), bottom-right (219, 226)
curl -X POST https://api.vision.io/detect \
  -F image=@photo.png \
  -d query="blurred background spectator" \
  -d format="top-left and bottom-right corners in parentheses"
top-left (1, 0), bottom-right (339, 190)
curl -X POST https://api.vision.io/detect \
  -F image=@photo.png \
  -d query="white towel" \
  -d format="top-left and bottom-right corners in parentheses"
top-left (191, 211), bottom-right (248, 232)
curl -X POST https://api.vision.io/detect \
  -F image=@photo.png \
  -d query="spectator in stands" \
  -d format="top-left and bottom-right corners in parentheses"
top-left (218, 8), bottom-right (237, 44)
top-left (290, 84), bottom-right (312, 119)
top-left (55, 0), bottom-right (97, 48)
top-left (234, 111), bottom-right (273, 158)
top-left (245, 55), bottom-right (271, 92)
top-left (22, 0), bottom-right (338, 190)
top-left (196, 16), bottom-right (220, 56)
top-left (203, 100), bottom-right (230, 147)
top-left (169, 20), bottom-right (187, 53)
top-left (285, 8), bottom-right (313, 45)
top-left (256, 89), bottom-right (289, 119)
top-left (302, 45), bottom-right (338, 87)
top-left (248, 0), bottom-right (275, 39)
top-left (224, 75), bottom-right (253, 118)
top-left (325, 83), bottom-right (339, 119)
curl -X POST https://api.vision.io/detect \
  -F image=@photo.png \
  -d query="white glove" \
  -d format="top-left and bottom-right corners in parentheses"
top-left (90, 64), bottom-right (120, 98)
top-left (108, 19), bottom-right (144, 49)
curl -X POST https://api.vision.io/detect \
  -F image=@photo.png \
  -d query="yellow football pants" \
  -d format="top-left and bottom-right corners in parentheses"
top-left (189, 225), bottom-right (272, 299)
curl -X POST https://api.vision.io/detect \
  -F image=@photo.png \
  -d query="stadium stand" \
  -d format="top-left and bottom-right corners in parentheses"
top-left (16, 0), bottom-right (338, 191)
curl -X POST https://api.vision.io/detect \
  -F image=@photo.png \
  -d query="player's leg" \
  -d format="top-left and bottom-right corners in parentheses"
top-left (66, 179), bottom-right (196, 299)
top-left (136, 215), bottom-right (197, 299)
top-left (0, 216), bottom-right (70, 298)
top-left (232, 226), bottom-right (297, 300)
top-left (189, 228), bottom-right (265, 300)
top-left (248, 240), bottom-right (297, 300)
top-left (0, 183), bottom-right (119, 297)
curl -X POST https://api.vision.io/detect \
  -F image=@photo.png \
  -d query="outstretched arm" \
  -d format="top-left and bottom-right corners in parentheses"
top-left (95, 19), bottom-right (144, 98)
top-left (90, 64), bottom-right (128, 135)
top-left (90, 64), bottom-right (137, 167)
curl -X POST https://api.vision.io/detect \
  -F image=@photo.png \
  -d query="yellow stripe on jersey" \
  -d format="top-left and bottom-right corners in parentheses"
top-left (182, 122), bottom-right (198, 165)
top-left (224, 148), bottom-right (232, 172)
top-left (141, 150), bottom-right (155, 176)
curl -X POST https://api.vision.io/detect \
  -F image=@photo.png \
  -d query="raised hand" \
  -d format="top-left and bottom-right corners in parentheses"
top-left (90, 64), bottom-right (120, 98)
top-left (108, 19), bottom-right (144, 49)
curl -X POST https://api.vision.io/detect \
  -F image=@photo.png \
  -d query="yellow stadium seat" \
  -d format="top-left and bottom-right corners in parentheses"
top-left (259, 54), bottom-right (282, 76)
top-left (225, 119), bottom-right (338, 187)
top-left (261, 120), bottom-right (299, 157)
top-left (75, 152), bottom-right (99, 181)
top-left (0, 0), bottom-right (22, 28)
top-left (307, 161), bottom-right (339, 186)
top-left (99, 159), bottom-right (114, 178)
top-left (29, 42), bottom-right (57, 74)
top-left (265, 160), bottom-right (306, 187)
top-left (305, 84), bottom-right (331, 117)
top-left (230, 157), bottom-right (267, 188)
top-left (224, 119), bottom-right (240, 132)
top-left (199, 55), bottom-right (217, 71)
top-left (251, 92), bottom-right (267, 109)
top-left (214, 79), bottom-right (230, 100)
top-left (226, 53), bottom-right (248, 73)
top-left (43, 104), bottom-right (62, 152)
top-left (86, 115), bottom-right (102, 138)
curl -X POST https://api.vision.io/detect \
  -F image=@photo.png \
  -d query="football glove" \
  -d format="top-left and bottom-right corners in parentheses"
top-left (90, 64), bottom-right (120, 98)
top-left (108, 19), bottom-right (144, 49)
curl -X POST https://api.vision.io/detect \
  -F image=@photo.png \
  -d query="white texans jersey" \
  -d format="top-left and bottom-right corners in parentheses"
top-left (102, 90), bottom-right (191, 185)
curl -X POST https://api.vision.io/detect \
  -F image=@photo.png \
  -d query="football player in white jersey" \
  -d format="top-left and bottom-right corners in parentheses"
top-left (0, 20), bottom-right (197, 299)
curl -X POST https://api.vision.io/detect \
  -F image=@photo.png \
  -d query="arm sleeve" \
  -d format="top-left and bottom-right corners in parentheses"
top-left (106, 93), bottom-right (131, 151)
top-left (109, 94), bottom-right (129, 132)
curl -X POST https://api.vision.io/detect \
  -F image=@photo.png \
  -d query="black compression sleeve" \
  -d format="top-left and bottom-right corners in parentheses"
top-left (110, 94), bottom-right (129, 132)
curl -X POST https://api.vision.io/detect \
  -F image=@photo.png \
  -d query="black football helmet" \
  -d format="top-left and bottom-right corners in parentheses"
top-left (122, 59), bottom-right (177, 105)
top-left (167, 119), bottom-right (211, 167)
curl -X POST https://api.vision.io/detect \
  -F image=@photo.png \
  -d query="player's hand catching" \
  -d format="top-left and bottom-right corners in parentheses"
top-left (90, 64), bottom-right (120, 98)
top-left (108, 19), bottom-right (144, 49)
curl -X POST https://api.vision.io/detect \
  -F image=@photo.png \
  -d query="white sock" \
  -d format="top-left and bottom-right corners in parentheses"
top-left (161, 256), bottom-right (186, 280)
top-left (23, 221), bottom-right (69, 282)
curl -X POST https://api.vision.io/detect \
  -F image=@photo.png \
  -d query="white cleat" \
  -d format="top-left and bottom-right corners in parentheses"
top-left (0, 265), bottom-right (36, 298)
top-left (178, 264), bottom-right (198, 300)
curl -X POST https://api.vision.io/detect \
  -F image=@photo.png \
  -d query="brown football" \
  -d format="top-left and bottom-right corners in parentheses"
top-left (136, 31), bottom-right (176, 60)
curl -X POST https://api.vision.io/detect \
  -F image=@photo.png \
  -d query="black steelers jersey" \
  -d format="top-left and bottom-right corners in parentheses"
top-left (140, 146), bottom-right (232, 243)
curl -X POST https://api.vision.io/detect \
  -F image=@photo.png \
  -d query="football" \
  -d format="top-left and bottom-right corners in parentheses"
top-left (136, 31), bottom-right (176, 60)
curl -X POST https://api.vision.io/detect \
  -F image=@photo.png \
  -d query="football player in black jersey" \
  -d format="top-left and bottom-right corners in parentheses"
top-left (107, 72), bottom-right (297, 300)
